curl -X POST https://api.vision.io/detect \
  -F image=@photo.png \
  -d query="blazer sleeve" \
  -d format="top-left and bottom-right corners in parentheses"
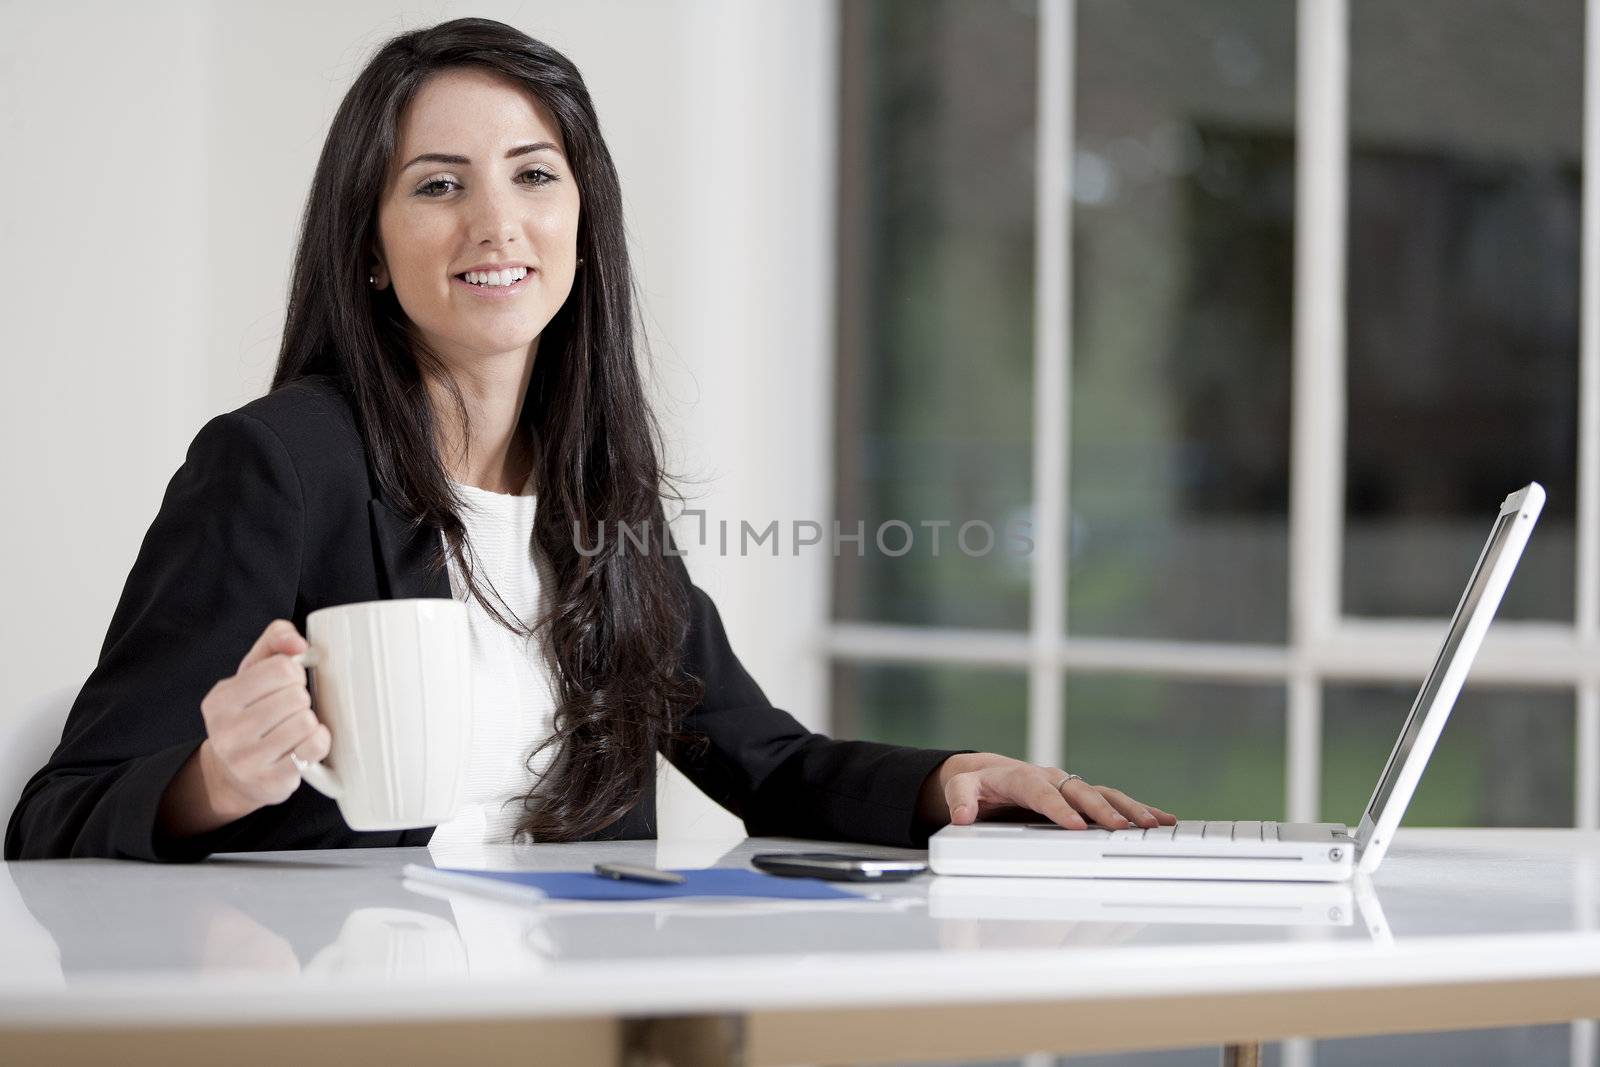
top-left (664, 554), bottom-right (973, 849)
top-left (8, 411), bottom-right (334, 862)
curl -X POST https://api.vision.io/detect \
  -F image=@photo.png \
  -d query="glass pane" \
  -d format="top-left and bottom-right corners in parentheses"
top-left (1067, 1), bottom-right (1297, 644)
top-left (1321, 685), bottom-right (1574, 827)
top-left (831, 662), bottom-right (1028, 759)
top-left (1314, 1023), bottom-right (1577, 1067)
top-left (1063, 675), bottom-right (1286, 821)
top-left (1060, 1046), bottom-right (1289, 1067)
top-left (1344, 0), bottom-right (1581, 622)
top-left (833, 0), bottom-right (1037, 630)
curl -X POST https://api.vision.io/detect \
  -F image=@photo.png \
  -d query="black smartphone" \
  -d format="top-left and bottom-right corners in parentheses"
top-left (750, 851), bottom-right (928, 882)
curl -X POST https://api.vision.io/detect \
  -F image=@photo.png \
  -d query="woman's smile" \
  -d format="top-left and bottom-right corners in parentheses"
top-left (452, 265), bottom-right (536, 300)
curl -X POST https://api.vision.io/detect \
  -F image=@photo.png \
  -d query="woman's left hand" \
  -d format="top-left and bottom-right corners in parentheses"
top-left (918, 752), bottom-right (1177, 831)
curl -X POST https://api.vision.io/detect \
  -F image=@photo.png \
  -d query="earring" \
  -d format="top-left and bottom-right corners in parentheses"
top-left (368, 274), bottom-right (376, 285)
top-left (576, 256), bottom-right (585, 268)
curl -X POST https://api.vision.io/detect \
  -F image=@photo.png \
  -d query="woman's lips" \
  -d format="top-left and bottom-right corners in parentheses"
top-left (452, 270), bottom-right (534, 299)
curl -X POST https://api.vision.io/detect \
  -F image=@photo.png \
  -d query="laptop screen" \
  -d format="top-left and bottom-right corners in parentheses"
top-left (1358, 509), bottom-right (1518, 831)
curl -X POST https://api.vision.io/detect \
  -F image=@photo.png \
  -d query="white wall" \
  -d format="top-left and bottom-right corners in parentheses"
top-left (0, 0), bottom-right (837, 841)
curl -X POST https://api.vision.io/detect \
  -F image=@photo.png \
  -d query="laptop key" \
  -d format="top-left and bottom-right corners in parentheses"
top-left (1174, 820), bottom-right (1206, 839)
top-left (1277, 822), bottom-right (1340, 844)
top-left (1203, 821), bottom-right (1236, 840)
top-left (1234, 820), bottom-right (1263, 842)
top-left (1107, 828), bottom-right (1148, 842)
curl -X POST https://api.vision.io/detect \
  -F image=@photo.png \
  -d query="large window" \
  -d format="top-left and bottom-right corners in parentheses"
top-left (1343, 0), bottom-right (1582, 625)
top-left (832, 2), bottom-right (1593, 1063)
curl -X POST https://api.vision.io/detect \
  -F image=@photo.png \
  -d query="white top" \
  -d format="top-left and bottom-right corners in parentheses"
top-left (426, 470), bottom-right (561, 860)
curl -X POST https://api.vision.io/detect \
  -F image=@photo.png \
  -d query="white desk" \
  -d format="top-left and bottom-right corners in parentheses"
top-left (1, 829), bottom-right (1598, 1066)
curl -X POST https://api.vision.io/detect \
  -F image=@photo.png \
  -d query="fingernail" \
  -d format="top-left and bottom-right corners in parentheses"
top-left (952, 804), bottom-right (971, 821)
top-left (1142, 810), bottom-right (1155, 823)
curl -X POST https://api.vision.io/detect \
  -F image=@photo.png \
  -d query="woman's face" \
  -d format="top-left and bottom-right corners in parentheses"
top-left (374, 67), bottom-right (581, 373)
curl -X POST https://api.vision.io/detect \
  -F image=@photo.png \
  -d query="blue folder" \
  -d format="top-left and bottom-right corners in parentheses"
top-left (401, 863), bottom-right (857, 903)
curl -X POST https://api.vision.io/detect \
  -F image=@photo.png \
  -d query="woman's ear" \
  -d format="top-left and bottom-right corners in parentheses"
top-left (365, 231), bottom-right (391, 288)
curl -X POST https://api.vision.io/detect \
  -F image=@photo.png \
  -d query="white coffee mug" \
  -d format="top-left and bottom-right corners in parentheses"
top-left (287, 599), bottom-right (473, 831)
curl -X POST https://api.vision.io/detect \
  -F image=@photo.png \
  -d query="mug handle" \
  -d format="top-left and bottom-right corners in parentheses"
top-left (288, 647), bottom-right (343, 800)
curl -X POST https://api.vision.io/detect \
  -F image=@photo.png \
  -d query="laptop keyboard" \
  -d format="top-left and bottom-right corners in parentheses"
top-left (1083, 820), bottom-right (1342, 843)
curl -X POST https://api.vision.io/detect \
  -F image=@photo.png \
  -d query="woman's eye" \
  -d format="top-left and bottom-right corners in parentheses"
top-left (417, 178), bottom-right (459, 197)
top-left (415, 169), bottom-right (556, 197)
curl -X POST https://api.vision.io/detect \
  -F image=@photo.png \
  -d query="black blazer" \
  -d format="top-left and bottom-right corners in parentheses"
top-left (5, 374), bottom-right (965, 862)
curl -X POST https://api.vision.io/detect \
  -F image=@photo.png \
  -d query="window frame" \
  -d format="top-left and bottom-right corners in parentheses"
top-left (826, 0), bottom-right (1600, 836)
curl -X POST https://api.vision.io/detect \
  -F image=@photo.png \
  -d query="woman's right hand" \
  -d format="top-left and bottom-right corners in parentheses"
top-left (197, 618), bottom-right (332, 813)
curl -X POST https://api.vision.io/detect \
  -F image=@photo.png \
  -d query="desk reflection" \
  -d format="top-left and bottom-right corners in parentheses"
top-left (3, 844), bottom-right (1395, 985)
top-left (4, 856), bottom-right (461, 980)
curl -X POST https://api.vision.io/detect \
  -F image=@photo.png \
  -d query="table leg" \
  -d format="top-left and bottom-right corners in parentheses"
top-left (1222, 1041), bottom-right (1262, 1067)
top-left (622, 1014), bottom-right (745, 1067)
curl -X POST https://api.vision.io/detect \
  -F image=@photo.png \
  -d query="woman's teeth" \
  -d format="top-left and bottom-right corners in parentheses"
top-left (462, 266), bottom-right (529, 287)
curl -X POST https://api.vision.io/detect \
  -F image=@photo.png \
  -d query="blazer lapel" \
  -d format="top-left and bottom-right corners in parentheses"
top-left (369, 498), bottom-right (452, 600)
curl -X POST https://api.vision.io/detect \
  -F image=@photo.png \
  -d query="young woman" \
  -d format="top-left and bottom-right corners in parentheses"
top-left (4, 17), bottom-right (1173, 862)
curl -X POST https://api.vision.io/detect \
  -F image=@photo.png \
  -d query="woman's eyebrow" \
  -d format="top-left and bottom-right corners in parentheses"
top-left (401, 141), bottom-right (561, 171)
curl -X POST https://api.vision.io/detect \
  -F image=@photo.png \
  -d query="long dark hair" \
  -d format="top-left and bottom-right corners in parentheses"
top-left (272, 16), bottom-right (705, 841)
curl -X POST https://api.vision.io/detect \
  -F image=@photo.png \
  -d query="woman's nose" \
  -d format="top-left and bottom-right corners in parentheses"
top-left (466, 182), bottom-right (523, 245)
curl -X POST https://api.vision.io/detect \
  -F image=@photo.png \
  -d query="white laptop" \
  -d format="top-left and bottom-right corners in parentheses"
top-left (929, 482), bottom-right (1545, 883)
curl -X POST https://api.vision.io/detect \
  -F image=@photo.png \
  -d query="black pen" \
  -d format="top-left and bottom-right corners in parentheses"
top-left (593, 862), bottom-right (686, 885)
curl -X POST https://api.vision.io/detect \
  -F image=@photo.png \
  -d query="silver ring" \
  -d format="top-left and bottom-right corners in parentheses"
top-left (1054, 772), bottom-right (1084, 792)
